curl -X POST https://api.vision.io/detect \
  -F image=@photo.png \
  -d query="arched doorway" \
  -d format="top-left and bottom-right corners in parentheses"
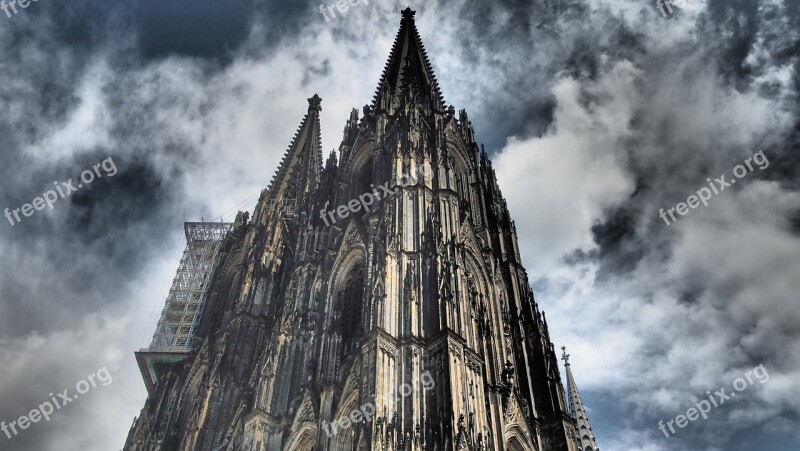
top-left (504, 424), bottom-right (537, 451)
top-left (283, 424), bottom-right (316, 451)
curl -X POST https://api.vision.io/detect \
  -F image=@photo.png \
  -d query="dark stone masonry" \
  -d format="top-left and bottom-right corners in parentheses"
top-left (124, 9), bottom-right (599, 451)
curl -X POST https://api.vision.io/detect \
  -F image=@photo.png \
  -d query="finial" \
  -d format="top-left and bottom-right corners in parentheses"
top-left (401, 7), bottom-right (416, 21)
top-left (308, 94), bottom-right (322, 113)
top-left (561, 346), bottom-right (570, 366)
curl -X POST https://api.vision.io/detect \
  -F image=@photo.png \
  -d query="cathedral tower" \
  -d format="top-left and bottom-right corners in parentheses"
top-left (125, 9), bottom-right (598, 451)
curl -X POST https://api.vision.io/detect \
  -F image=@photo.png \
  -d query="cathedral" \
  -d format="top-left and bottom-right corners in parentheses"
top-left (124, 8), bottom-right (601, 451)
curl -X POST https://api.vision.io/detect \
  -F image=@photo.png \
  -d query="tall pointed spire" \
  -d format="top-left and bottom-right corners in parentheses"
top-left (126, 11), bottom-right (605, 451)
top-left (257, 94), bottom-right (323, 222)
top-left (562, 347), bottom-right (601, 451)
top-left (371, 7), bottom-right (446, 115)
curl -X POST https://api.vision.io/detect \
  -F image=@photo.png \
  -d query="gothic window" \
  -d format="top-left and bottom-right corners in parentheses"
top-left (337, 261), bottom-right (366, 356)
top-left (352, 156), bottom-right (373, 200)
top-left (456, 172), bottom-right (466, 199)
top-left (451, 151), bottom-right (472, 219)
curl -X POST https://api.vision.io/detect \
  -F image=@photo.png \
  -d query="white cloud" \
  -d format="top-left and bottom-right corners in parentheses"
top-left (495, 61), bottom-right (639, 276)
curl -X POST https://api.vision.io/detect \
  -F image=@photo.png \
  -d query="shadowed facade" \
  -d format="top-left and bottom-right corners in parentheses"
top-left (124, 8), bottom-right (598, 451)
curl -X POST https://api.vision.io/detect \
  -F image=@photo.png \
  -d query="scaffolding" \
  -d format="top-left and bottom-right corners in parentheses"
top-left (137, 222), bottom-right (232, 395)
top-left (148, 222), bottom-right (232, 353)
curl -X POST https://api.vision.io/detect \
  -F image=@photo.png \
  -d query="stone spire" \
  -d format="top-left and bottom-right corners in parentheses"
top-left (124, 11), bottom-right (598, 451)
top-left (255, 94), bottom-right (323, 224)
top-left (562, 347), bottom-right (601, 451)
top-left (371, 7), bottom-right (446, 115)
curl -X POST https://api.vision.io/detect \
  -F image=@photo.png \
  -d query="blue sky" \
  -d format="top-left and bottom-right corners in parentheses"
top-left (0, 0), bottom-right (798, 450)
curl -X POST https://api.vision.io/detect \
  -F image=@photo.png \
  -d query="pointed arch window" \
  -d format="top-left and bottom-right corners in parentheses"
top-left (351, 153), bottom-right (374, 201)
top-left (336, 261), bottom-right (366, 356)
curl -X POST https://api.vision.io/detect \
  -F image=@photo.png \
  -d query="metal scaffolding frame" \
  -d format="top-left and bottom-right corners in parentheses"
top-left (147, 222), bottom-right (232, 353)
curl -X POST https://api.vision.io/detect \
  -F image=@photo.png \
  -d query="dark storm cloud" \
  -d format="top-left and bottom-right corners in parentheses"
top-left (0, 0), bottom-right (320, 340)
top-left (438, 0), bottom-right (570, 147)
top-left (0, 154), bottom-right (186, 338)
top-left (0, 0), bottom-right (246, 443)
top-left (431, 0), bottom-right (649, 150)
top-left (134, 0), bottom-right (316, 60)
top-left (588, 0), bottom-right (800, 279)
top-left (590, 204), bottom-right (646, 279)
top-left (0, 11), bottom-right (206, 337)
top-left (490, 0), bottom-right (800, 449)
top-left (134, 0), bottom-right (256, 59)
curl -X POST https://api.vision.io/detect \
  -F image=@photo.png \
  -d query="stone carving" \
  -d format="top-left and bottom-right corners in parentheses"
top-left (123, 10), bottom-right (591, 451)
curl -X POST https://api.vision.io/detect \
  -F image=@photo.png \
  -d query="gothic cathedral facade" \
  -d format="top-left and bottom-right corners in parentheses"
top-left (125, 9), bottom-right (597, 451)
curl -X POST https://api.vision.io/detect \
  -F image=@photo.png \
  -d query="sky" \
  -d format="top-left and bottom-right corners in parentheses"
top-left (0, 0), bottom-right (798, 450)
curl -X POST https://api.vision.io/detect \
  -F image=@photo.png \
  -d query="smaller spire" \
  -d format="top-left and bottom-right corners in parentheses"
top-left (563, 347), bottom-right (601, 451)
top-left (324, 149), bottom-right (338, 174)
top-left (257, 94), bottom-right (324, 224)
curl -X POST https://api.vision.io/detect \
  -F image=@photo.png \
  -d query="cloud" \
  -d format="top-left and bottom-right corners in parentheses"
top-left (493, 1), bottom-right (800, 449)
top-left (495, 61), bottom-right (640, 276)
top-left (0, 315), bottom-right (128, 450)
